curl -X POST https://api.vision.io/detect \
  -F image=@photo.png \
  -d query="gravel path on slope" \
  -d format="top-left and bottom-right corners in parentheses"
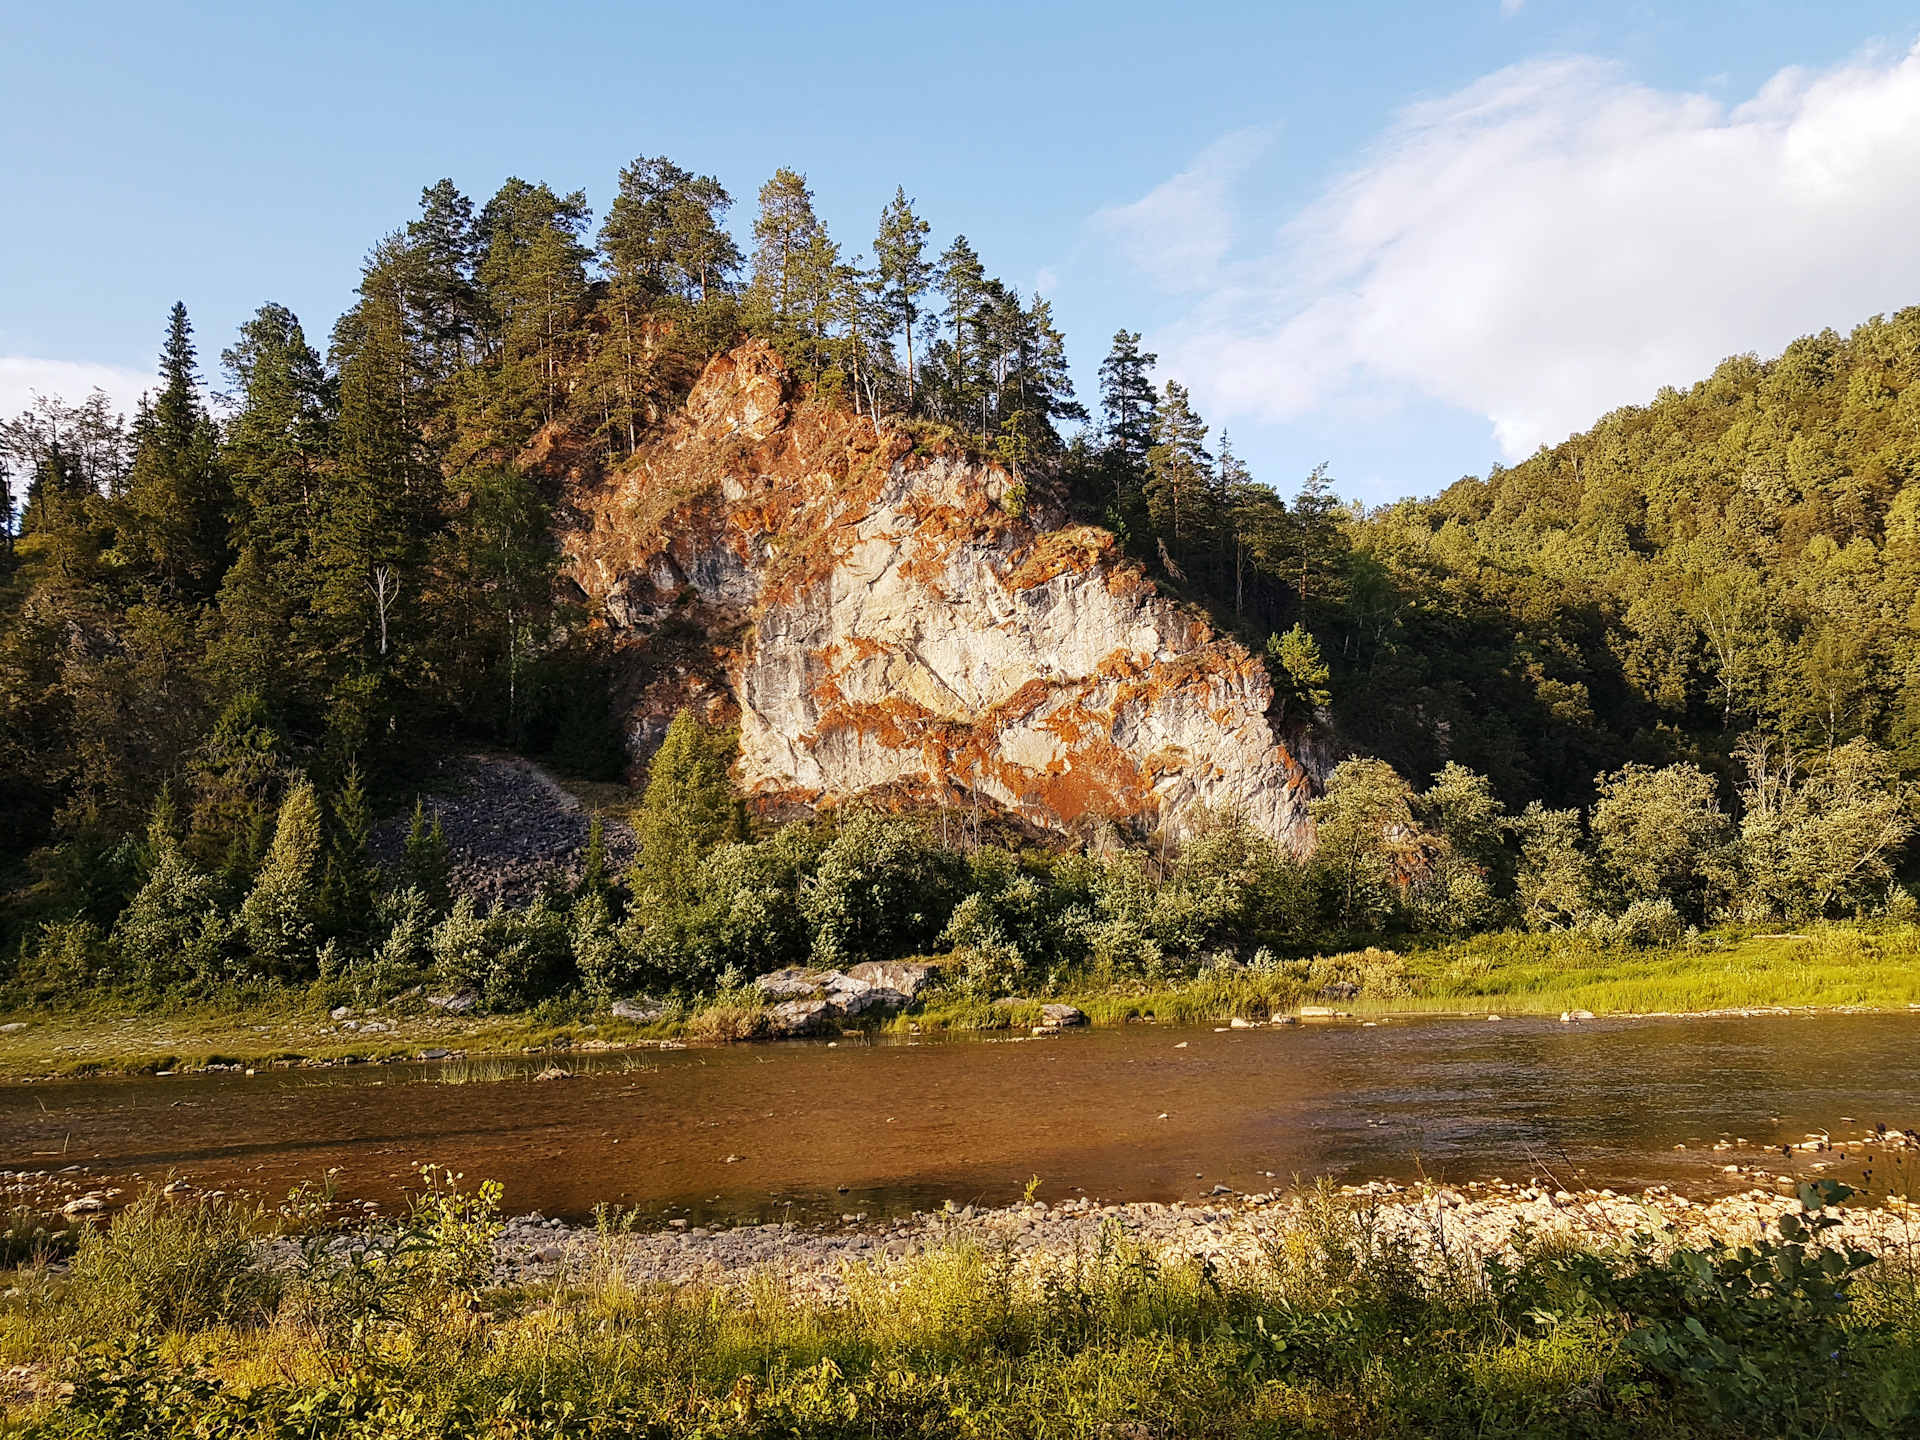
top-left (371, 755), bottom-right (637, 910)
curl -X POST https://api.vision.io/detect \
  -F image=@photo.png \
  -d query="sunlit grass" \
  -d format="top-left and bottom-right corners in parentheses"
top-left (2, 1172), bottom-right (1913, 1437)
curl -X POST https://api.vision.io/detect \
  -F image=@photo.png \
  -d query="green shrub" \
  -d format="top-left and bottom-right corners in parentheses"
top-left (67, 1189), bottom-right (277, 1332)
top-left (803, 813), bottom-right (965, 968)
top-left (0, 1203), bottom-right (84, 1266)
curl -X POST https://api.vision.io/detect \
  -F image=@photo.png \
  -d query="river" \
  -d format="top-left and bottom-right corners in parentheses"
top-left (4, 1011), bottom-right (1917, 1225)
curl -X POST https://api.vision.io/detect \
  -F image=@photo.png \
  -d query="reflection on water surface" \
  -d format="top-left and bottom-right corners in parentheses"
top-left (3, 1012), bottom-right (1917, 1225)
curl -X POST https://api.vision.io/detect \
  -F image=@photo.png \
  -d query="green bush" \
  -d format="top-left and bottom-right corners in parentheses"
top-left (67, 1189), bottom-right (277, 1332)
top-left (803, 813), bottom-right (965, 967)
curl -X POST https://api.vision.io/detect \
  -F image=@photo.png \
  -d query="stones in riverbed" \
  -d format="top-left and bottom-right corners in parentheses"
top-left (0, 1023), bottom-right (26, 1033)
top-left (533, 1067), bottom-right (573, 1082)
top-left (427, 988), bottom-right (479, 1013)
top-left (611, 998), bottom-right (664, 1023)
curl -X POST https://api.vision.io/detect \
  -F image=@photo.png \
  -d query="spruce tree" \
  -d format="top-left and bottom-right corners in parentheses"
top-left (402, 799), bottom-right (452, 914)
top-left (241, 777), bottom-right (324, 978)
top-left (113, 793), bottom-right (230, 990)
top-left (223, 302), bottom-right (332, 568)
top-left (630, 709), bottom-right (737, 905)
top-left (318, 761), bottom-right (379, 943)
top-left (187, 691), bottom-right (286, 881)
top-left (116, 304), bottom-right (232, 597)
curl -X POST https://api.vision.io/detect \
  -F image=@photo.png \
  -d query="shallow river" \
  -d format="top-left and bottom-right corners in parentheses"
top-left (4, 1012), bottom-right (1918, 1224)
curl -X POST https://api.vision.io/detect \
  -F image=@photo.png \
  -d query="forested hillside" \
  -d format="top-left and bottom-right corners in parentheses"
top-left (3, 152), bottom-right (1919, 1004)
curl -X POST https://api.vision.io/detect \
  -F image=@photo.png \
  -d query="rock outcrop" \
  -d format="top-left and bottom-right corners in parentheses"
top-left (561, 342), bottom-right (1319, 851)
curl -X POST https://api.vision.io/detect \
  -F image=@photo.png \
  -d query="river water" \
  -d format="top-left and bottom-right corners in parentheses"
top-left (4, 1012), bottom-right (1917, 1225)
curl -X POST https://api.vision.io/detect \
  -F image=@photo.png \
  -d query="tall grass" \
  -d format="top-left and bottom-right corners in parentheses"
top-left (4, 1172), bottom-right (1916, 1436)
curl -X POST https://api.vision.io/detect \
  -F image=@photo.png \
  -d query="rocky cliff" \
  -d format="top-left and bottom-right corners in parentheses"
top-left (557, 342), bottom-right (1319, 852)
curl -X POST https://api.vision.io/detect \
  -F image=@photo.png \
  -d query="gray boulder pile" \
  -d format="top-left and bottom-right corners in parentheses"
top-left (754, 961), bottom-right (940, 1036)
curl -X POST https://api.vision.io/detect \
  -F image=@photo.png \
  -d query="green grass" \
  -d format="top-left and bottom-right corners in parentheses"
top-left (4, 923), bottom-right (1917, 1081)
top-left (1, 1174), bottom-right (1915, 1437)
top-left (0, 989), bottom-right (682, 1080)
top-left (897, 923), bottom-right (1920, 1035)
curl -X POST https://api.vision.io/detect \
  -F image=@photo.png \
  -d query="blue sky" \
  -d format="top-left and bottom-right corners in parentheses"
top-left (7, 1), bottom-right (1920, 503)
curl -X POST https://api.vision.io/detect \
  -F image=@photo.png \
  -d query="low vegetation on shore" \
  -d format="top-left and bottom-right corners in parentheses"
top-left (2, 1168), bottom-right (1917, 1436)
top-left (4, 920), bottom-right (1920, 1081)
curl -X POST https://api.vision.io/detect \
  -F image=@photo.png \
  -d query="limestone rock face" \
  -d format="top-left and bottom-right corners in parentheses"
top-left (561, 342), bottom-right (1320, 852)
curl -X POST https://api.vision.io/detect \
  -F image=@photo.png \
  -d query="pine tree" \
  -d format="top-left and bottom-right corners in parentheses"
top-left (1284, 463), bottom-right (1350, 615)
top-left (1267, 623), bottom-right (1331, 726)
top-left (1145, 381), bottom-right (1214, 547)
top-left (406, 180), bottom-right (484, 374)
top-left (750, 168), bottom-right (825, 330)
top-left (1099, 331), bottom-right (1158, 471)
top-left (601, 156), bottom-right (740, 302)
top-left (0, 451), bottom-right (14, 572)
top-left (873, 188), bottom-right (932, 411)
top-left (934, 236), bottom-right (990, 435)
top-left (477, 179), bottom-right (592, 433)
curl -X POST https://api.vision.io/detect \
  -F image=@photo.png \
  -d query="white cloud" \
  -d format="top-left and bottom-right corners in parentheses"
top-left (1130, 41), bottom-right (1920, 459)
top-left (1094, 128), bottom-right (1273, 291)
top-left (1501, 0), bottom-right (1527, 16)
top-left (0, 356), bottom-right (151, 423)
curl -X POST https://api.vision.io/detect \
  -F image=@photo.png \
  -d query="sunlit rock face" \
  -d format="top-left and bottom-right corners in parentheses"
top-left (558, 341), bottom-right (1319, 852)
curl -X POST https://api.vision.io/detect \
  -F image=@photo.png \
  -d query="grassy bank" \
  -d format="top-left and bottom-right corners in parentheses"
top-left (1, 1174), bottom-right (1916, 1437)
top-left (905, 922), bottom-right (1920, 1034)
top-left (0, 994), bottom-right (676, 1082)
top-left (4, 923), bottom-right (1919, 1080)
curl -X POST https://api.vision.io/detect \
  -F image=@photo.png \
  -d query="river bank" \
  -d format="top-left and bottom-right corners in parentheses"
top-left (484, 1175), bottom-right (1920, 1300)
top-left (5, 923), bottom-right (1920, 1083)
top-left (4, 1173), bottom-right (1918, 1436)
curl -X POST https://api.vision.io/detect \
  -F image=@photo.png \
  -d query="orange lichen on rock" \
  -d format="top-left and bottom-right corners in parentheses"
top-left (558, 340), bottom-right (1322, 852)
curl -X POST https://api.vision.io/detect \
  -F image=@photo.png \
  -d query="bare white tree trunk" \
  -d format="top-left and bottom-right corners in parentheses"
top-left (370, 565), bottom-right (400, 656)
